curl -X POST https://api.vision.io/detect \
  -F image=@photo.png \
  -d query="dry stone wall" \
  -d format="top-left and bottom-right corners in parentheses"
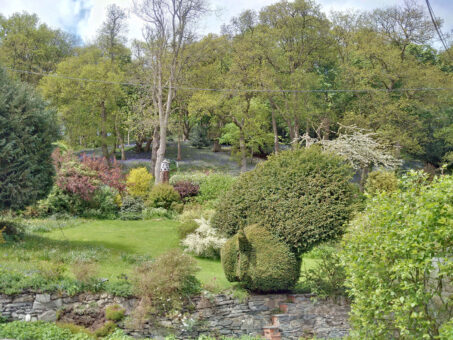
top-left (0, 292), bottom-right (350, 339)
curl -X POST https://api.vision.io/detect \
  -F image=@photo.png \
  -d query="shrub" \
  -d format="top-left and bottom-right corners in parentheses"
top-left (72, 262), bottom-right (98, 284)
top-left (343, 171), bottom-right (453, 339)
top-left (0, 321), bottom-right (93, 340)
top-left (105, 304), bottom-right (126, 322)
top-left (182, 218), bottom-right (227, 259)
top-left (197, 173), bottom-right (236, 203)
top-left (170, 172), bottom-right (207, 185)
top-left (80, 154), bottom-right (125, 192)
top-left (126, 167), bottom-right (153, 199)
top-left (0, 220), bottom-right (24, 240)
top-left (365, 170), bottom-right (398, 195)
top-left (177, 220), bottom-right (199, 240)
top-left (221, 224), bottom-right (300, 292)
top-left (132, 249), bottom-right (200, 320)
top-left (172, 181), bottom-right (199, 201)
top-left (87, 186), bottom-right (119, 219)
top-left (170, 201), bottom-right (184, 214)
top-left (119, 196), bottom-right (144, 220)
top-left (212, 146), bottom-right (359, 256)
top-left (299, 244), bottom-right (346, 299)
top-left (148, 184), bottom-right (180, 210)
top-left (94, 321), bottom-right (116, 338)
top-left (142, 207), bottom-right (172, 219)
top-left (0, 69), bottom-right (58, 210)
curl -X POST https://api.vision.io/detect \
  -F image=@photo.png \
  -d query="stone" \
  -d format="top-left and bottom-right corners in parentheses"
top-left (35, 294), bottom-right (51, 304)
top-left (38, 310), bottom-right (56, 322)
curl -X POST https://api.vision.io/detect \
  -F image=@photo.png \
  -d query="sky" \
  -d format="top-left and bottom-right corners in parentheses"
top-left (0, 0), bottom-right (452, 48)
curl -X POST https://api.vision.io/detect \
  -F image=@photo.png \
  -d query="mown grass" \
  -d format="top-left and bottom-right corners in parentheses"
top-left (0, 218), bottom-right (318, 294)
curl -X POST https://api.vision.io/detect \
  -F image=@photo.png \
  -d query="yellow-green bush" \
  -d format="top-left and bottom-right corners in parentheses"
top-left (365, 170), bottom-right (398, 195)
top-left (221, 224), bottom-right (300, 292)
top-left (105, 304), bottom-right (126, 322)
top-left (126, 167), bottom-right (153, 199)
top-left (148, 184), bottom-right (180, 210)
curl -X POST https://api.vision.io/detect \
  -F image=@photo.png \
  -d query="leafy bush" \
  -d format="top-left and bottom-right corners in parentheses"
top-left (212, 146), bottom-right (359, 256)
top-left (299, 244), bottom-right (346, 299)
top-left (221, 224), bottom-right (300, 292)
top-left (126, 167), bottom-right (153, 199)
top-left (132, 249), bottom-right (201, 320)
top-left (0, 69), bottom-right (58, 210)
top-left (343, 171), bottom-right (453, 339)
top-left (197, 173), bottom-right (236, 203)
top-left (178, 220), bottom-right (199, 240)
top-left (172, 181), bottom-right (199, 201)
top-left (93, 321), bottom-right (116, 338)
top-left (0, 321), bottom-right (93, 340)
top-left (148, 184), bottom-right (180, 210)
top-left (142, 207), bottom-right (172, 219)
top-left (119, 196), bottom-right (144, 220)
top-left (182, 218), bottom-right (227, 259)
top-left (170, 172), bottom-right (207, 186)
top-left (86, 186), bottom-right (119, 219)
top-left (0, 220), bottom-right (24, 241)
top-left (365, 170), bottom-right (398, 195)
top-left (105, 304), bottom-right (126, 322)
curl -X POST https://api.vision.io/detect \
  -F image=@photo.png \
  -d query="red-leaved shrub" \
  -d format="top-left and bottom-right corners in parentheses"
top-left (52, 149), bottom-right (125, 200)
top-left (172, 181), bottom-right (199, 201)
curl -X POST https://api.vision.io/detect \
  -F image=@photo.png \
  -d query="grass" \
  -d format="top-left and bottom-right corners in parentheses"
top-left (0, 218), bottom-right (319, 294)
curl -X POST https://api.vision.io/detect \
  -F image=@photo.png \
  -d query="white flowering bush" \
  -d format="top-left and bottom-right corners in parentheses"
top-left (182, 217), bottom-right (227, 259)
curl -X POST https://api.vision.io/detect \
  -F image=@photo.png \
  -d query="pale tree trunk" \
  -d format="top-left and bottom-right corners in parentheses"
top-left (271, 109), bottom-right (279, 154)
top-left (100, 101), bottom-right (111, 166)
top-left (151, 127), bottom-right (159, 177)
top-left (120, 136), bottom-right (126, 161)
top-left (177, 133), bottom-right (182, 161)
top-left (359, 165), bottom-right (370, 192)
top-left (155, 123), bottom-right (167, 182)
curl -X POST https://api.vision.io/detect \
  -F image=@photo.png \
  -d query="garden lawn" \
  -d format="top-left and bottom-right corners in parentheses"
top-left (0, 219), bottom-right (318, 293)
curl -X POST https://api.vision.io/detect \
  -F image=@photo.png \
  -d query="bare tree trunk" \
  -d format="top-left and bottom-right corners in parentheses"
top-left (271, 109), bottom-right (279, 154)
top-left (120, 136), bottom-right (126, 160)
top-left (144, 138), bottom-right (152, 153)
top-left (151, 127), bottom-right (159, 177)
top-left (239, 128), bottom-right (247, 173)
top-left (212, 139), bottom-right (221, 152)
top-left (177, 133), bottom-right (182, 161)
top-left (100, 101), bottom-right (111, 166)
top-left (155, 123), bottom-right (167, 183)
top-left (359, 166), bottom-right (370, 192)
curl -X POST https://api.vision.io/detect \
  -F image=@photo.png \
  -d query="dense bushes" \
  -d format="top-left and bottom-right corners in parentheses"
top-left (222, 224), bottom-right (300, 292)
top-left (343, 171), bottom-right (453, 339)
top-left (148, 184), bottom-right (180, 210)
top-left (132, 249), bottom-right (200, 320)
top-left (119, 196), bottom-right (144, 220)
top-left (126, 167), bottom-right (153, 199)
top-left (213, 147), bottom-right (359, 256)
top-left (365, 170), bottom-right (398, 195)
top-left (182, 218), bottom-right (227, 259)
top-left (172, 181), bottom-right (199, 201)
top-left (0, 69), bottom-right (58, 210)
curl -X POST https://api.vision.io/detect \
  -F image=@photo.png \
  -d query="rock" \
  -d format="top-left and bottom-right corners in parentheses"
top-left (35, 294), bottom-right (51, 304)
top-left (38, 310), bottom-right (56, 322)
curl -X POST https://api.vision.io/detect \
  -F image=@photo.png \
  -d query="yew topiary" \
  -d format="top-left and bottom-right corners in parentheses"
top-left (212, 146), bottom-right (359, 256)
top-left (221, 224), bottom-right (300, 292)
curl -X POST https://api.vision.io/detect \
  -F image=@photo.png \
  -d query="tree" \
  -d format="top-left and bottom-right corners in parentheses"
top-left (0, 69), bottom-right (58, 210)
top-left (0, 12), bottom-right (75, 85)
top-left (40, 47), bottom-right (125, 163)
top-left (133, 0), bottom-right (208, 182)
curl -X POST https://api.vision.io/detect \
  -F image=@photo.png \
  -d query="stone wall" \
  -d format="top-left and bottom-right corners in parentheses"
top-left (0, 292), bottom-right (350, 339)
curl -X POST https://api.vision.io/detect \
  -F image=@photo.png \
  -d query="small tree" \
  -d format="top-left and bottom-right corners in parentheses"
top-left (0, 69), bottom-right (58, 210)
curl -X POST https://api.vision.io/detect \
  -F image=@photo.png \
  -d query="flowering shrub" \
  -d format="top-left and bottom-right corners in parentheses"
top-left (126, 167), bottom-right (153, 199)
top-left (182, 217), bottom-right (227, 259)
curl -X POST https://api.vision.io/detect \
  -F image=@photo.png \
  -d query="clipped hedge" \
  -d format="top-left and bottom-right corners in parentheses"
top-left (221, 224), bottom-right (300, 292)
top-left (213, 147), bottom-right (359, 256)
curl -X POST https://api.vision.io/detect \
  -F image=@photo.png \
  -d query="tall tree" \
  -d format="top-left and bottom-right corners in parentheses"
top-left (133, 0), bottom-right (207, 182)
top-left (0, 13), bottom-right (75, 85)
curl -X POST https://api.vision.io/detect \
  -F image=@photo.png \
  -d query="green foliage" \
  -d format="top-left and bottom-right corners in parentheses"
top-left (126, 167), bottom-right (153, 199)
top-left (0, 321), bottom-right (93, 340)
top-left (343, 171), bottom-right (453, 339)
top-left (142, 207), bottom-right (173, 220)
top-left (178, 220), bottom-right (199, 240)
top-left (93, 321), bottom-right (117, 338)
top-left (0, 69), bottom-right (58, 210)
top-left (105, 304), bottom-right (126, 322)
top-left (132, 249), bottom-right (201, 318)
top-left (299, 244), bottom-right (347, 299)
top-left (148, 184), bottom-right (180, 210)
top-left (119, 196), bottom-right (144, 220)
top-left (221, 224), bottom-right (300, 292)
top-left (87, 186), bottom-right (119, 219)
top-left (197, 173), bottom-right (236, 203)
top-left (213, 147), bottom-right (359, 256)
top-left (365, 170), bottom-right (398, 195)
